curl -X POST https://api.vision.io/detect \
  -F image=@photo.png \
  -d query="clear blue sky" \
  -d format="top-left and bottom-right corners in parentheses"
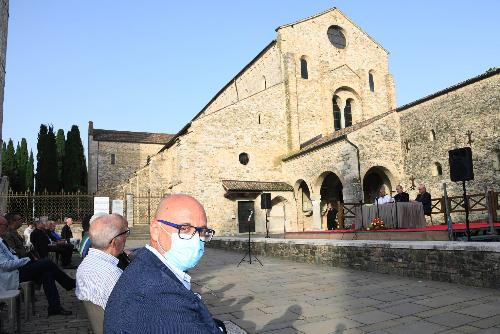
top-left (4, 0), bottom-right (499, 158)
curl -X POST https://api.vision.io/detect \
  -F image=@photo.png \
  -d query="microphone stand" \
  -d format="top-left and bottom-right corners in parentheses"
top-left (237, 210), bottom-right (263, 266)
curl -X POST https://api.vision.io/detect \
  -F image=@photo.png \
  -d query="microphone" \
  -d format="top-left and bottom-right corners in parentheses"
top-left (247, 210), bottom-right (253, 221)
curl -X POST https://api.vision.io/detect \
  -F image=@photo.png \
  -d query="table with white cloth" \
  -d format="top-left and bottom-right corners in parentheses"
top-left (354, 202), bottom-right (426, 229)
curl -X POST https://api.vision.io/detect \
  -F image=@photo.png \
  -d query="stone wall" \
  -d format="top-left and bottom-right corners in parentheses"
top-left (0, 0), bottom-right (8, 176)
top-left (399, 72), bottom-right (500, 220)
top-left (209, 237), bottom-right (500, 289)
top-left (277, 8), bottom-right (396, 151)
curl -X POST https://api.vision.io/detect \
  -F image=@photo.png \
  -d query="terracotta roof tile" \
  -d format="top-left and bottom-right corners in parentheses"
top-left (222, 180), bottom-right (293, 192)
top-left (91, 129), bottom-right (174, 144)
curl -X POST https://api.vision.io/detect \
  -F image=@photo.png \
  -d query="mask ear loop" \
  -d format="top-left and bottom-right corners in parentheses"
top-left (156, 223), bottom-right (172, 254)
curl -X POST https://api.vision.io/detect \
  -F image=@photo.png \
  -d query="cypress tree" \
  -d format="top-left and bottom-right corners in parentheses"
top-left (4, 139), bottom-right (17, 190)
top-left (63, 125), bottom-right (87, 192)
top-left (1, 141), bottom-right (6, 176)
top-left (45, 126), bottom-right (58, 192)
top-left (55, 129), bottom-right (65, 189)
top-left (26, 150), bottom-right (34, 192)
top-left (15, 138), bottom-right (29, 191)
top-left (36, 124), bottom-right (48, 193)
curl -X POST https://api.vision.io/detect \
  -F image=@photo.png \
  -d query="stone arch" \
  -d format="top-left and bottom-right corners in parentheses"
top-left (332, 86), bottom-right (363, 127)
top-left (432, 162), bottom-right (443, 176)
top-left (362, 166), bottom-right (394, 203)
top-left (294, 179), bottom-right (313, 231)
top-left (268, 195), bottom-right (289, 233)
top-left (368, 70), bottom-right (375, 92)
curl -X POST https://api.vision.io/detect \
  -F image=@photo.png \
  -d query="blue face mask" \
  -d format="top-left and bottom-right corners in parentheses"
top-left (157, 224), bottom-right (204, 272)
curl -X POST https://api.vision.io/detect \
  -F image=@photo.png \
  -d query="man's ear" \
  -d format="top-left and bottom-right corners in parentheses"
top-left (150, 220), bottom-right (159, 241)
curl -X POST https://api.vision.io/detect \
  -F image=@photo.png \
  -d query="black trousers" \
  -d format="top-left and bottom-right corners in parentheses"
top-left (19, 259), bottom-right (76, 312)
top-left (48, 243), bottom-right (73, 266)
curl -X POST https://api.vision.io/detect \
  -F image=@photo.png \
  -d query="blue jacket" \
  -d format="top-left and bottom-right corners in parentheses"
top-left (104, 247), bottom-right (221, 334)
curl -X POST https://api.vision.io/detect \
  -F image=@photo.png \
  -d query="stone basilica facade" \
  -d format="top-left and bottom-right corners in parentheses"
top-left (88, 8), bottom-right (500, 234)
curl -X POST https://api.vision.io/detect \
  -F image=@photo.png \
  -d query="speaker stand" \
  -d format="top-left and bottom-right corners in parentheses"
top-left (462, 180), bottom-right (472, 241)
top-left (265, 210), bottom-right (270, 238)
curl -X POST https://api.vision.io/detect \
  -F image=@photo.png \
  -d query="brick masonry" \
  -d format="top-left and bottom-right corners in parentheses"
top-left (208, 237), bottom-right (500, 289)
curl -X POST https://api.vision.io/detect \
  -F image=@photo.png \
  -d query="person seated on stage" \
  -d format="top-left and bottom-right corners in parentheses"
top-left (61, 217), bottom-right (80, 249)
top-left (415, 184), bottom-right (432, 223)
top-left (104, 194), bottom-right (226, 334)
top-left (394, 185), bottom-right (410, 203)
top-left (31, 219), bottom-right (74, 269)
top-left (322, 202), bottom-right (338, 230)
top-left (375, 186), bottom-right (394, 205)
top-left (76, 214), bottom-right (129, 309)
top-left (0, 216), bottom-right (76, 316)
top-left (24, 220), bottom-right (35, 248)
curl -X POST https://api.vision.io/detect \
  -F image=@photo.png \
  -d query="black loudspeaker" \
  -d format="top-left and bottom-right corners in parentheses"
top-left (261, 193), bottom-right (272, 209)
top-left (449, 147), bottom-right (474, 182)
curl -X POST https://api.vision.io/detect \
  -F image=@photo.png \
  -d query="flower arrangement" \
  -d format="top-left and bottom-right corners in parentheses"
top-left (367, 217), bottom-right (386, 230)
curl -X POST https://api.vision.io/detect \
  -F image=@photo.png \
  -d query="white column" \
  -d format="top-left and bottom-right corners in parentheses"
top-left (338, 99), bottom-right (346, 129)
top-left (311, 200), bottom-right (322, 230)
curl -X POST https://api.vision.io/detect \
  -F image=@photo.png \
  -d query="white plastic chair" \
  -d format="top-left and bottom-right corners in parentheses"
top-left (0, 289), bottom-right (21, 333)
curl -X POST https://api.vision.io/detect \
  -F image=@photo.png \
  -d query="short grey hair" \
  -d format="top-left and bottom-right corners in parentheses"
top-left (89, 214), bottom-right (127, 250)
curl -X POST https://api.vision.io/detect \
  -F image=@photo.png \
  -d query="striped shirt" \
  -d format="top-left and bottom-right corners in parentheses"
top-left (75, 248), bottom-right (123, 309)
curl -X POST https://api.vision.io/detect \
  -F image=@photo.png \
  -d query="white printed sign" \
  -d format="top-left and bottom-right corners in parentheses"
top-left (94, 197), bottom-right (110, 215)
top-left (112, 200), bottom-right (124, 216)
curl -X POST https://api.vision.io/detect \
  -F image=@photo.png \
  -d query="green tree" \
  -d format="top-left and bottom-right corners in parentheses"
top-left (55, 129), bottom-right (65, 189)
top-left (15, 138), bottom-right (29, 191)
top-left (36, 125), bottom-right (59, 192)
top-left (63, 125), bottom-right (87, 192)
top-left (1, 141), bottom-right (6, 176)
top-left (26, 150), bottom-right (34, 192)
top-left (4, 139), bottom-right (17, 190)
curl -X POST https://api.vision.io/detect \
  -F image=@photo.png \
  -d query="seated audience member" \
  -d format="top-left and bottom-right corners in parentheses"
top-left (394, 185), bottom-right (410, 203)
top-left (375, 186), bottom-right (394, 205)
top-left (0, 216), bottom-right (75, 316)
top-left (3, 213), bottom-right (29, 258)
top-left (31, 219), bottom-right (74, 268)
top-left (415, 184), bottom-right (432, 222)
top-left (24, 220), bottom-right (35, 248)
top-left (79, 213), bottom-right (107, 259)
top-left (61, 217), bottom-right (80, 248)
top-left (104, 194), bottom-right (226, 334)
top-left (76, 214), bottom-right (129, 309)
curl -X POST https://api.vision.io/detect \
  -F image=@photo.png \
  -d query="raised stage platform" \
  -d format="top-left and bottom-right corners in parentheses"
top-left (285, 222), bottom-right (500, 241)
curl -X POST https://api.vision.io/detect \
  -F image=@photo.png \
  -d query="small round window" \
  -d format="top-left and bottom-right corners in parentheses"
top-left (327, 26), bottom-right (346, 49)
top-left (239, 153), bottom-right (249, 165)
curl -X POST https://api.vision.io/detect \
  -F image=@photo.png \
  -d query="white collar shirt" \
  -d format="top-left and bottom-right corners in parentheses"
top-left (145, 244), bottom-right (191, 290)
top-left (75, 248), bottom-right (123, 309)
top-left (375, 194), bottom-right (394, 205)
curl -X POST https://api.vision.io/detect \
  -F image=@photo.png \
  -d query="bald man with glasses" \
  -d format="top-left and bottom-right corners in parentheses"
top-left (104, 194), bottom-right (225, 334)
top-left (75, 214), bottom-right (130, 310)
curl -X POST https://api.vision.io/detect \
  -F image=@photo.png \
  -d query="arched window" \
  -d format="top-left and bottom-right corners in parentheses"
top-left (300, 57), bottom-right (308, 79)
top-left (494, 150), bottom-right (500, 171)
top-left (262, 75), bottom-right (267, 90)
top-left (258, 113), bottom-right (261, 125)
top-left (332, 96), bottom-right (341, 131)
top-left (344, 99), bottom-right (353, 127)
top-left (432, 162), bottom-right (443, 176)
top-left (368, 71), bottom-right (375, 92)
top-left (430, 129), bottom-right (436, 141)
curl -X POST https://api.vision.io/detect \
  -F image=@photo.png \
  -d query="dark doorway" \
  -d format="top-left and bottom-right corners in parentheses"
top-left (320, 172), bottom-right (343, 204)
top-left (238, 201), bottom-right (255, 233)
top-left (363, 167), bottom-right (392, 203)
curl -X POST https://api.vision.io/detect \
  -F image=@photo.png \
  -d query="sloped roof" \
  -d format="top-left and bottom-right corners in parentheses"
top-left (91, 128), bottom-right (174, 145)
top-left (276, 7), bottom-right (388, 54)
top-left (397, 68), bottom-right (500, 112)
top-left (222, 180), bottom-right (294, 192)
top-left (283, 109), bottom-right (396, 161)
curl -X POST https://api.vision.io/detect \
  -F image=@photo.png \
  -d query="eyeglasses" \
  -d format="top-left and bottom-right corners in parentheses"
top-left (109, 228), bottom-right (130, 244)
top-left (157, 220), bottom-right (215, 243)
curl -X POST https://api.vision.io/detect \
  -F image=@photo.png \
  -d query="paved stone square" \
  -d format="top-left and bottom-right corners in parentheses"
top-left (2, 248), bottom-right (500, 333)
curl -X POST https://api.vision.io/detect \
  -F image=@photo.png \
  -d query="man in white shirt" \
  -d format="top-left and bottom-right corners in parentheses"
top-left (23, 221), bottom-right (35, 248)
top-left (75, 214), bottom-right (129, 309)
top-left (375, 186), bottom-right (394, 205)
